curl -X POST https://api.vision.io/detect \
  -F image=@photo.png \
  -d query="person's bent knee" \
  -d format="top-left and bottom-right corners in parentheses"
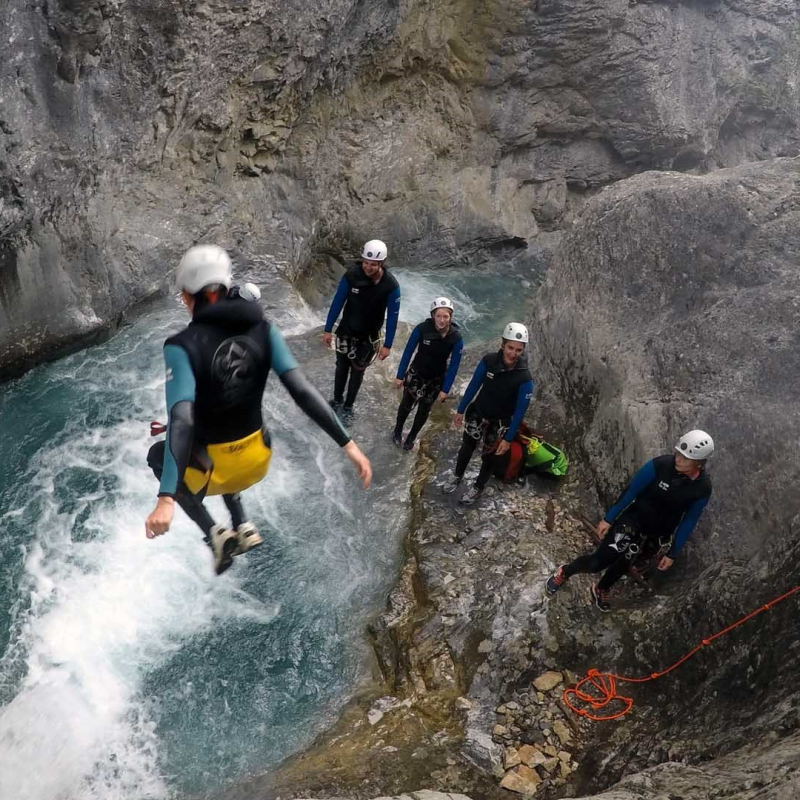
top-left (147, 441), bottom-right (165, 479)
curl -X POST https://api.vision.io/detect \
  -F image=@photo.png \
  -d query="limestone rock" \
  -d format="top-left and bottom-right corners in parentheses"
top-left (533, 671), bottom-right (564, 692)
top-left (504, 747), bottom-right (522, 769)
top-left (518, 745), bottom-right (548, 768)
top-left (500, 764), bottom-right (542, 795)
top-left (552, 721), bottom-right (571, 746)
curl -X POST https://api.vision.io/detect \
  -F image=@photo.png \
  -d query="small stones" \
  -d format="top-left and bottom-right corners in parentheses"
top-left (493, 724), bottom-right (508, 736)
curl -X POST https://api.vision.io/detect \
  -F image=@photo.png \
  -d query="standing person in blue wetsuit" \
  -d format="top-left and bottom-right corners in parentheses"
top-left (321, 239), bottom-right (401, 420)
top-left (144, 245), bottom-right (372, 575)
top-left (392, 297), bottom-right (463, 451)
top-left (545, 430), bottom-right (714, 611)
top-left (442, 322), bottom-right (534, 505)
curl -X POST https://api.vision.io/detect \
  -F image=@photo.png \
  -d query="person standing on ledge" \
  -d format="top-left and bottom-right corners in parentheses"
top-left (145, 244), bottom-right (372, 575)
top-left (442, 322), bottom-right (534, 505)
top-left (545, 430), bottom-right (714, 611)
top-left (392, 297), bottom-right (463, 451)
top-left (322, 239), bottom-right (401, 420)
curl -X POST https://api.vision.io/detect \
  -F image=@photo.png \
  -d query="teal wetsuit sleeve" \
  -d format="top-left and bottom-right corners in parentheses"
top-left (604, 459), bottom-right (657, 523)
top-left (396, 326), bottom-right (420, 380)
top-left (505, 379), bottom-right (534, 441)
top-left (325, 277), bottom-right (349, 333)
top-left (457, 360), bottom-right (487, 414)
top-left (269, 325), bottom-right (300, 375)
top-left (442, 339), bottom-right (463, 394)
top-left (668, 496), bottom-right (710, 557)
top-left (160, 345), bottom-right (196, 497)
top-left (270, 325), bottom-right (351, 447)
top-left (383, 287), bottom-right (401, 348)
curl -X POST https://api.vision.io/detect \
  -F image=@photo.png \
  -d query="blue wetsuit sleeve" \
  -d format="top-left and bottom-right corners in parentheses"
top-left (269, 325), bottom-right (300, 375)
top-left (325, 277), bottom-right (349, 333)
top-left (383, 287), bottom-right (401, 348)
top-left (442, 339), bottom-right (463, 394)
top-left (396, 327), bottom-right (420, 380)
top-left (668, 497), bottom-right (709, 557)
top-left (505, 379), bottom-right (534, 441)
top-left (159, 345), bottom-right (196, 497)
top-left (604, 459), bottom-right (657, 523)
top-left (457, 360), bottom-right (488, 414)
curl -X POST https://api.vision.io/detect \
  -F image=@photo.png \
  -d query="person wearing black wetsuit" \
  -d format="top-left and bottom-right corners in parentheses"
top-left (322, 239), bottom-right (401, 418)
top-left (546, 430), bottom-right (714, 611)
top-left (145, 245), bottom-right (372, 575)
top-left (442, 322), bottom-right (534, 506)
top-left (392, 296), bottom-right (463, 451)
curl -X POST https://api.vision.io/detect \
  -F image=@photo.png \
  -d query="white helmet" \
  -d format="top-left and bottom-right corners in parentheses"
top-left (502, 322), bottom-right (529, 344)
top-left (176, 245), bottom-right (233, 294)
top-left (238, 282), bottom-right (261, 302)
top-left (430, 297), bottom-right (454, 314)
top-left (361, 239), bottom-right (388, 262)
top-left (675, 430), bottom-right (714, 460)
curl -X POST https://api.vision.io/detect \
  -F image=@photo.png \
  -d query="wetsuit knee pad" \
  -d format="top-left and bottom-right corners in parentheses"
top-left (184, 429), bottom-right (272, 496)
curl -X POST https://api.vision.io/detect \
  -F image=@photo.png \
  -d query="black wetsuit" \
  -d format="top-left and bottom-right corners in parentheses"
top-left (325, 263), bottom-right (401, 408)
top-left (394, 318), bottom-right (463, 446)
top-left (563, 454), bottom-right (712, 590)
top-left (455, 351), bottom-right (534, 489)
top-left (148, 296), bottom-right (350, 536)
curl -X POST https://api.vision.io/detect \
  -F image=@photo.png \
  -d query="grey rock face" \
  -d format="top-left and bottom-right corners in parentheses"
top-left (2, 0), bottom-right (799, 376)
top-left (527, 154), bottom-right (800, 790)
top-left (530, 156), bottom-right (800, 566)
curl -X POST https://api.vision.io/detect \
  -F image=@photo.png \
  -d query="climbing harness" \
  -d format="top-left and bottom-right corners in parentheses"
top-left (563, 585), bottom-right (800, 721)
top-left (403, 369), bottom-right (440, 406)
top-left (335, 334), bottom-right (380, 370)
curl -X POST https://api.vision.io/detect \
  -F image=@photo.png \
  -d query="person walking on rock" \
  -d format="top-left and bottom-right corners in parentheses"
top-left (545, 430), bottom-right (714, 611)
top-left (442, 322), bottom-right (534, 505)
top-left (392, 297), bottom-right (464, 451)
top-left (322, 239), bottom-right (401, 420)
top-left (145, 245), bottom-right (372, 575)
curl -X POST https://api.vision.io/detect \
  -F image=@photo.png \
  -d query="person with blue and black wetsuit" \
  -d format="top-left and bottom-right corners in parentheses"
top-left (442, 322), bottom-right (534, 506)
top-left (144, 245), bottom-right (372, 575)
top-left (546, 430), bottom-right (714, 611)
top-left (322, 239), bottom-right (401, 420)
top-left (392, 296), bottom-right (463, 452)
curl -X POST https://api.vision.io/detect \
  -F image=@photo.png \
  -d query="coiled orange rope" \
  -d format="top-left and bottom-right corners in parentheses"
top-left (562, 585), bottom-right (800, 721)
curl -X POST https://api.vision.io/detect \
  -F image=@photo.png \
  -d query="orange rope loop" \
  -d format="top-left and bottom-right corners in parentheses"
top-left (562, 586), bottom-right (800, 722)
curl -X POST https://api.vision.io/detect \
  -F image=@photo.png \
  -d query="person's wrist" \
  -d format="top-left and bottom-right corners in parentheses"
top-left (157, 495), bottom-right (175, 505)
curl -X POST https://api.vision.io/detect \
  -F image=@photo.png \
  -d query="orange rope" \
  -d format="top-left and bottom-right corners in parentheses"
top-left (562, 585), bottom-right (800, 721)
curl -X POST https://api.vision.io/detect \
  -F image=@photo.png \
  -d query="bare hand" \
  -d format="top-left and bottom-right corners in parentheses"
top-left (657, 556), bottom-right (674, 571)
top-left (343, 441), bottom-right (372, 488)
top-left (145, 496), bottom-right (175, 539)
top-left (595, 520), bottom-right (611, 541)
top-left (454, 412), bottom-right (463, 429)
top-left (322, 332), bottom-right (333, 348)
top-left (495, 439), bottom-right (511, 456)
top-left (378, 346), bottom-right (391, 361)
top-left (437, 391), bottom-right (448, 403)
top-left (394, 378), bottom-right (404, 390)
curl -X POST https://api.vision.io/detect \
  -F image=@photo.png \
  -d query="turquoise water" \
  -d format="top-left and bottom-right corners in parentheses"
top-left (0, 266), bottom-right (534, 799)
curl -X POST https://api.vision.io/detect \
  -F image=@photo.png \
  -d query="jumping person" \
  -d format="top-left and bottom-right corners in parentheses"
top-left (144, 245), bottom-right (372, 575)
top-left (392, 297), bottom-right (463, 451)
top-left (322, 239), bottom-right (401, 419)
top-left (545, 430), bottom-right (714, 611)
top-left (442, 323), bottom-right (534, 505)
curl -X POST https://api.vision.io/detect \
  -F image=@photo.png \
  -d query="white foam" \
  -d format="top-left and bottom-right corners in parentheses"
top-left (392, 268), bottom-right (480, 329)
top-left (0, 353), bottom-right (281, 800)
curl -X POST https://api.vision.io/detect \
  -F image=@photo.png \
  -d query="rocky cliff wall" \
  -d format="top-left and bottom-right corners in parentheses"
top-left (2, 0), bottom-right (799, 376)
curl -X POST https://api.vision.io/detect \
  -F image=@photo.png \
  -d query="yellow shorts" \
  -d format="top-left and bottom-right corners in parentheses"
top-left (183, 429), bottom-right (272, 496)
